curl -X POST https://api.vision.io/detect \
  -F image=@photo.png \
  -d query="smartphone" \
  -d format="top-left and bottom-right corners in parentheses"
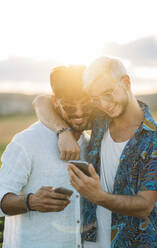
top-left (68, 160), bottom-right (90, 177)
top-left (54, 187), bottom-right (73, 197)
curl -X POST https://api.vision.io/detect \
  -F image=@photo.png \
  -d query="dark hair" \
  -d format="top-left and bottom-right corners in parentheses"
top-left (50, 65), bottom-right (86, 100)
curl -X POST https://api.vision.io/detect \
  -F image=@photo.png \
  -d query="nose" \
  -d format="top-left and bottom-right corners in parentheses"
top-left (75, 106), bottom-right (84, 117)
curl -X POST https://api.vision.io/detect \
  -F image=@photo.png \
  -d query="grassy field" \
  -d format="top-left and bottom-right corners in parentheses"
top-left (0, 114), bottom-right (37, 166)
top-left (0, 113), bottom-right (37, 246)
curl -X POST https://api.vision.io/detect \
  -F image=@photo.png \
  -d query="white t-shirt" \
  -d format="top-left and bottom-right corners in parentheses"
top-left (0, 121), bottom-right (89, 248)
top-left (84, 129), bottom-right (127, 248)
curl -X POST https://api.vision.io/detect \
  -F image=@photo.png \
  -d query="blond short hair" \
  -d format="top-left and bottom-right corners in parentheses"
top-left (83, 56), bottom-right (127, 89)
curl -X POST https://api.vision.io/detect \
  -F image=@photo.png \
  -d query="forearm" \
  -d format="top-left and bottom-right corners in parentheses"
top-left (1, 193), bottom-right (28, 216)
top-left (33, 95), bottom-right (68, 131)
top-left (98, 191), bottom-right (152, 218)
top-left (68, 163), bottom-right (156, 218)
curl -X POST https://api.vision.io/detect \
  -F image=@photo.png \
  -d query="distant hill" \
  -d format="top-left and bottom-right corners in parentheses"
top-left (0, 93), bottom-right (156, 116)
top-left (0, 93), bottom-right (37, 115)
top-left (136, 94), bottom-right (157, 111)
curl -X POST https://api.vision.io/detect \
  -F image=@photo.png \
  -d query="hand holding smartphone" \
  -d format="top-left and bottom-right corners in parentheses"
top-left (68, 160), bottom-right (91, 177)
top-left (54, 187), bottom-right (73, 197)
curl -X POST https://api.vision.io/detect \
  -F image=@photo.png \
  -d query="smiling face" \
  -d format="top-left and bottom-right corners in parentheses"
top-left (88, 74), bottom-right (129, 118)
top-left (50, 65), bottom-right (93, 132)
top-left (55, 95), bottom-right (92, 132)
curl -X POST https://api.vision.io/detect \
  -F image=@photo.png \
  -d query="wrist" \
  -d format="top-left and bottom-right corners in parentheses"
top-left (57, 127), bottom-right (72, 137)
top-left (95, 190), bottom-right (108, 206)
top-left (26, 194), bottom-right (36, 211)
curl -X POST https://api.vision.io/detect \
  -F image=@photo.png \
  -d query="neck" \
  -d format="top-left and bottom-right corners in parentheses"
top-left (111, 96), bottom-right (144, 129)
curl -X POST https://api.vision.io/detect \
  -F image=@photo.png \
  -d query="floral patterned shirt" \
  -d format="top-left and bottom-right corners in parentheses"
top-left (82, 102), bottom-right (157, 247)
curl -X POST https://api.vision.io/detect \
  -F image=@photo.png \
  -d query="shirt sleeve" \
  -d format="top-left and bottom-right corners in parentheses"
top-left (0, 141), bottom-right (32, 216)
top-left (138, 159), bottom-right (157, 192)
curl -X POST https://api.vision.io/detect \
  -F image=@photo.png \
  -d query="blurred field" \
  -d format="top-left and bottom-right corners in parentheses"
top-left (1, 110), bottom-right (157, 166)
top-left (0, 114), bottom-right (37, 166)
top-left (152, 110), bottom-right (157, 121)
top-left (0, 113), bottom-right (38, 246)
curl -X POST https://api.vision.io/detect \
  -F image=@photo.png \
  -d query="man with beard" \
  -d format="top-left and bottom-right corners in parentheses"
top-left (34, 57), bottom-right (157, 248)
top-left (0, 65), bottom-right (92, 248)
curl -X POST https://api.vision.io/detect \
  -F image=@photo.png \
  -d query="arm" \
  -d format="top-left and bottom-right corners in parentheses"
top-left (1, 193), bottom-right (28, 215)
top-left (67, 164), bottom-right (157, 218)
top-left (0, 142), bottom-right (69, 216)
top-left (1, 188), bottom-right (70, 216)
top-left (33, 95), bottom-right (69, 132)
top-left (33, 95), bottom-right (81, 160)
top-left (33, 95), bottom-right (94, 131)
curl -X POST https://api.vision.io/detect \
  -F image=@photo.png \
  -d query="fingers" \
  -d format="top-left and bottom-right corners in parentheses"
top-left (60, 150), bottom-right (80, 161)
top-left (52, 191), bottom-right (70, 200)
top-left (60, 150), bottom-right (66, 160)
top-left (58, 132), bottom-right (81, 161)
top-left (64, 151), bottom-right (71, 161)
top-left (41, 196), bottom-right (70, 212)
top-left (41, 205), bottom-right (67, 212)
top-left (38, 187), bottom-right (70, 201)
top-left (33, 188), bottom-right (71, 212)
top-left (43, 198), bottom-right (70, 207)
top-left (88, 164), bottom-right (99, 179)
top-left (67, 164), bottom-right (100, 198)
top-left (74, 152), bottom-right (80, 161)
top-left (41, 189), bottom-right (70, 201)
top-left (68, 164), bottom-right (87, 180)
top-left (68, 166), bottom-right (82, 183)
top-left (40, 202), bottom-right (69, 212)
top-left (67, 164), bottom-right (98, 180)
top-left (40, 186), bottom-right (53, 192)
top-left (70, 179), bottom-right (79, 191)
top-left (67, 150), bottom-right (80, 161)
top-left (70, 151), bottom-right (77, 161)
top-left (68, 167), bottom-right (81, 191)
top-left (60, 150), bottom-right (73, 161)
top-left (73, 146), bottom-right (80, 160)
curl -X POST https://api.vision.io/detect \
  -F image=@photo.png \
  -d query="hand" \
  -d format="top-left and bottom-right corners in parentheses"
top-left (67, 164), bottom-right (104, 204)
top-left (29, 186), bottom-right (70, 212)
top-left (58, 131), bottom-right (80, 160)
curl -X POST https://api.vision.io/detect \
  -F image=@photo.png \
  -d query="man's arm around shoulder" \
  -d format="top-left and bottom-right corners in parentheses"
top-left (33, 95), bottom-right (81, 160)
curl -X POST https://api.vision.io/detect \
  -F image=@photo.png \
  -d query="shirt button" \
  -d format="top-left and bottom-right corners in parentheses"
top-left (77, 245), bottom-right (80, 248)
top-left (76, 195), bottom-right (79, 198)
top-left (77, 220), bottom-right (80, 224)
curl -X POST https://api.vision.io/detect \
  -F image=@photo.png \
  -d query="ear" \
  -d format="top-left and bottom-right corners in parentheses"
top-left (51, 95), bottom-right (58, 108)
top-left (121, 75), bottom-right (131, 89)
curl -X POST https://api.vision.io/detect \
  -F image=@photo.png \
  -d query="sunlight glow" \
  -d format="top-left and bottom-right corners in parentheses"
top-left (0, 81), bottom-right (50, 95)
top-left (0, 0), bottom-right (157, 62)
top-left (0, 0), bottom-right (157, 94)
top-left (134, 67), bottom-right (157, 80)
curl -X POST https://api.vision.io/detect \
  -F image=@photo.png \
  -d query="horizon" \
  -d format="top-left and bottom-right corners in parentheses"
top-left (0, 0), bottom-right (157, 95)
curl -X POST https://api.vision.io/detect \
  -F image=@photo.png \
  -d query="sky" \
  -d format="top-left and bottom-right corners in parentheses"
top-left (0, 0), bottom-right (157, 94)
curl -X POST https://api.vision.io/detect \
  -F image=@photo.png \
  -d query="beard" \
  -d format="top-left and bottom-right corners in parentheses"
top-left (56, 105), bottom-right (89, 131)
top-left (66, 118), bottom-right (88, 132)
top-left (64, 112), bottom-right (90, 132)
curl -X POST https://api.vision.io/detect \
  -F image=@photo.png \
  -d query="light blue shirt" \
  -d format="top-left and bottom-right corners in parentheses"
top-left (0, 121), bottom-right (89, 248)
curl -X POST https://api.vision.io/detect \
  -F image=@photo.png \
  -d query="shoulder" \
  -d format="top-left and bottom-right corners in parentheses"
top-left (12, 121), bottom-right (56, 149)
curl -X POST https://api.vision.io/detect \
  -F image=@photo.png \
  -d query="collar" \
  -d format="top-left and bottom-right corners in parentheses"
top-left (137, 101), bottom-right (156, 133)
